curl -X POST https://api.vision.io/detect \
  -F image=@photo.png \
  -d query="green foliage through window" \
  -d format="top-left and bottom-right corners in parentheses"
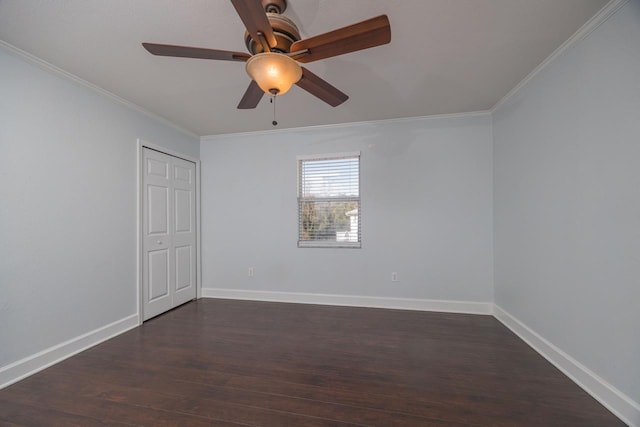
top-left (300, 200), bottom-right (358, 241)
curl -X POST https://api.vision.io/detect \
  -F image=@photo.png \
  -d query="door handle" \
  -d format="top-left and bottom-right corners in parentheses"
top-left (157, 240), bottom-right (162, 245)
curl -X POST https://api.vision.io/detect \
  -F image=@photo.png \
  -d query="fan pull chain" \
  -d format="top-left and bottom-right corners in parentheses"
top-left (270, 94), bottom-right (278, 126)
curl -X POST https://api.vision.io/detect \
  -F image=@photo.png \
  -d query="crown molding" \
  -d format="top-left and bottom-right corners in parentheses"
top-left (3, 0), bottom-right (626, 142)
top-left (0, 40), bottom-right (199, 140)
top-left (491, 0), bottom-right (629, 113)
top-left (201, 110), bottom-right (492, 141)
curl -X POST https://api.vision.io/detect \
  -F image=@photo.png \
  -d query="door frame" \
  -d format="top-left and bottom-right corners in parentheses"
top-left (136, 139), bottom-right (201, 324)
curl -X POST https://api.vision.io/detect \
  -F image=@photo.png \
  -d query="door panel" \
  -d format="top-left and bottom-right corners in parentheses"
top-left (147, 186), bottom-right (169, 234)
top-left (175, 245), bottom-right (192, 291)
top-left (174, 164), bottom-right (192, 183)
top-left (147, 158), bottom-right (169, 178)
top-left (174, 189), bottom-right (192, 233)
top-left (143, 148), bottom-right (196, 320)
top-left (148, 249), bottom-right (170, 300)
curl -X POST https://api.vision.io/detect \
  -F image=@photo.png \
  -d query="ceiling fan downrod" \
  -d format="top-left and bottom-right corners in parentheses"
top-left (264, 0), bottom-right (286, 14)
top-left (270, 91), bottom-right (279, 126)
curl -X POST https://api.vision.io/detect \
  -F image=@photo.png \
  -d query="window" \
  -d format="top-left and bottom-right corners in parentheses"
top-left (298, 153), bottom-right (360, 248)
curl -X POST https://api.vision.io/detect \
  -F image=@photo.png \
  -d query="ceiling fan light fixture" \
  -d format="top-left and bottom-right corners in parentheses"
top-left (245, 52), bottom-right (302, 96)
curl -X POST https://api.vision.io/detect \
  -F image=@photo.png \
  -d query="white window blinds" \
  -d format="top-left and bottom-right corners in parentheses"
top-left (298, 153), bottom-right (361, 248)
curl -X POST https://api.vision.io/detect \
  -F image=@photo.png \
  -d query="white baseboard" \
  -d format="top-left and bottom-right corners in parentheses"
top-left (494, 305), bottom-right (639, 427)
top-left (0, 314), bottom-right (139, 390)
top-left (201, 287), bottom-right (493, 315)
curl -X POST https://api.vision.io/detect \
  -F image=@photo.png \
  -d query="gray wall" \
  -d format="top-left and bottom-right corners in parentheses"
top-left (3, 0), bottom-right (637, 419)
top-left (493, 0), bottom-right (640, 404)
top-left (0, 47), bottom-right (199, 367)
top-left (201, 115), bottom-right (494, 302)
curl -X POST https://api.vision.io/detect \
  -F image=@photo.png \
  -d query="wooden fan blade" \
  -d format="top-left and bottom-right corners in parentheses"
top-left (237, 80), bottom-right (265, 109)
top-left (142, 43), bottom-right (250, 62)
top-left (290, 15), bottom-right (391, 63)
top-left (230, 0), bottom-right (277, 50)
top-left (296, 67), bottom-right (348, 107)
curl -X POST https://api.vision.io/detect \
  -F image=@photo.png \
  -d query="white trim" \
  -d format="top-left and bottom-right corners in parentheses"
top-left (195, 154), bottom-right (202, 300)
top-left (491, 0), bottom-right (629, 113)
top-left (201, 288), bottom-right (493, 315)
top-left (296, 151), bottom-right (361, 161)
top-left (137, 139), bottom-right (201, 165)
top-left (297, 241), bottom-right (361, 249)
top-left (0, 40), bottom-right (198, 139)
top-left (493, 305), bottom-right (640, 427)
top-left (136, 142), bottom-right (142, 322)
top-left (137, 140), bottom-right (202, 322)
top-left (0, 314), bottom-right (138, 390)
top-left (201, 111), bottom-right (492, 141)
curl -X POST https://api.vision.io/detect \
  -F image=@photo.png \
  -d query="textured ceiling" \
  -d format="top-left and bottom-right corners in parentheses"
top-left (0, 0), bottom-right (609, 136)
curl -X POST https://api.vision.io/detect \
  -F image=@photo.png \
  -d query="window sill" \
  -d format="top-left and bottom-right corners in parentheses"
top-left (298, 241), bottom-right (361, 249)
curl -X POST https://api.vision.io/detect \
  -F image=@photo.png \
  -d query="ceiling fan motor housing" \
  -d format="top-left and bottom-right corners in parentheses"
top-left (244, 12), bottom-right (300, 54)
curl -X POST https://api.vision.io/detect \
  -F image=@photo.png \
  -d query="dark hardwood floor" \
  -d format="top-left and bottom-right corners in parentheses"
top-left (0, 299), bottom-right (625, 426)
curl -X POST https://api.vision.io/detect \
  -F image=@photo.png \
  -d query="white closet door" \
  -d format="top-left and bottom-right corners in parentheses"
top-left (171, 156), bottom-right (197, 307)
top-left (143, 148), bottom-right (196, 320)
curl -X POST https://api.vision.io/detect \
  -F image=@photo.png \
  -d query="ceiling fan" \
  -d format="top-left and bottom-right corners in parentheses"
top-left (142, 0), bottom-right (391, 110)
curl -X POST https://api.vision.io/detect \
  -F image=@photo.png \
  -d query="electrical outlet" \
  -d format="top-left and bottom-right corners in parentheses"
top-left (248, 267), bottom-right (254, 278)
top-left (391, 272), bottom-right (398, 282)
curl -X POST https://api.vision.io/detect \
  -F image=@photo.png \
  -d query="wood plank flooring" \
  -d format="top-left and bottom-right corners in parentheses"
top-left (0, 299), bottom-right (626, 426)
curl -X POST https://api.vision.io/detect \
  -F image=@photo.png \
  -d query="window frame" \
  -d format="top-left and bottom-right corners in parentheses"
top-left (297, 152), bottom-right (361, 249)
